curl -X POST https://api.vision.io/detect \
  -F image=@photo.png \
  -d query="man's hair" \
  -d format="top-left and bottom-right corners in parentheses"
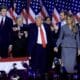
top-left (35, 15), bottom-right (43, 20)
top-left (0, 5), bottom-right (7, 11)
top-left (60, 10), bottom-right (68, 16)
top-left (16, 15), bottom-right (23, 20)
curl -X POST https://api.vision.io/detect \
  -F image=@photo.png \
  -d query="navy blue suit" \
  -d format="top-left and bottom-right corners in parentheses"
top-left (27, 23), bottom-right (54, 74)
top-left (0, 16), bottom-right (13, 58)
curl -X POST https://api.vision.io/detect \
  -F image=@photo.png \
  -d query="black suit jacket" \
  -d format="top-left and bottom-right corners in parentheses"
top-left (27, 23), bottom-right (55, 55)
top-left (0, 16), bottom-right (13, 46)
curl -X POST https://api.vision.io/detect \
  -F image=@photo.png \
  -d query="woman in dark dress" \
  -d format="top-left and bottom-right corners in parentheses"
top-left (44, 16), bottom-right (60, 70)
top-left (11, 16), bottom-right (28, 57)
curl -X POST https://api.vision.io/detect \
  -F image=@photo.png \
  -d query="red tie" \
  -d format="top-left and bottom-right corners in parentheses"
top-left (40, 26), bottom-right (46, 48)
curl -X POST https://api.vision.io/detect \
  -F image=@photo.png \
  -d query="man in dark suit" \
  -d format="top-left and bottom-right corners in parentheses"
top-left (27, 16), bottom-right (55, 76)
top-left (0, 6), bottom-right (13, 58)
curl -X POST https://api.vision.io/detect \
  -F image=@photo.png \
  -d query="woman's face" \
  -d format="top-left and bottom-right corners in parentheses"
top-left (17, 17), bottom-right (23, 26)
top-left (45, 18), bottom-right (51, 24)
top-left (66, 16), bottom-right (73, 25)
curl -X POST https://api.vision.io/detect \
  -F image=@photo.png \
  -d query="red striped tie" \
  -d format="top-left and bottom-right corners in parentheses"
top-left (40, 27), bottom-right (46, 48)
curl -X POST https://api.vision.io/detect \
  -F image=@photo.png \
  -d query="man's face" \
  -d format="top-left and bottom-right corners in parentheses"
top-left (1, 9), bottom-right (7, 16)
top-left (60, 12), bottom-right (65, 21)
top-left (35, 16), bottom-right (42, 27)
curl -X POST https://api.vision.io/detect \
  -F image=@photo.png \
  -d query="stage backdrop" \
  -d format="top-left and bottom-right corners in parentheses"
top-left (0, 0), bottom-right (80, 72)
top-left (0, 0), bottom-right (79, 24)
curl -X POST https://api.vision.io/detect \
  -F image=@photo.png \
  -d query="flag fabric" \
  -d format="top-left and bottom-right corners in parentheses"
top-left (0, 0), bottom-right (12, 9)
top-left (14, 0), bottom-right (23, 15)
top-left (28, 0), bottom-right (80, 24)
top-left (53, 0), bottom-right (80, 23)
top-left (42, 0), bottom-right (54, 17)
top-left (13, 0), bottom-right (28, 24)
top-left (28, 0), bottom-right (41, 23)
top-left (0, 0), bottom-right (80, 24)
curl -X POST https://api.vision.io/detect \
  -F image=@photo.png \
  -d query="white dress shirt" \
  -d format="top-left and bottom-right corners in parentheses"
top-left (0, 15), bottom-right (6, 24)
top-left (61, 20), bottom-right (66, 26)
top-left (37, 24), bottom-right (47, 44)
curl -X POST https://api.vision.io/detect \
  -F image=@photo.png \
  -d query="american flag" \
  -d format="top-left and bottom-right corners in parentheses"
top-left (42, 0), bottom-right (54, 16)
top-left (0, 0), bottom-right (80, 24)
top-left (13, 0), bottom-right (28, 24)
top-left (28, 0), bottom-right (42, 23)
top-left (0, 0), bottom-right (12, 9)
top-left (27, 0), bottom-right (80, 24)
top-left (53, 0), bottom-right (80, 23)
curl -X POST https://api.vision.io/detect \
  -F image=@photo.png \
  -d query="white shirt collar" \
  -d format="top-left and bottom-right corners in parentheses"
top-left (61, 20), bottom-right (66, 26)
top-left (0, 15), bottom-right (6, 23)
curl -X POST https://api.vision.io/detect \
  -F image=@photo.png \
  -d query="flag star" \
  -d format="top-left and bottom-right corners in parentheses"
top-left (52, 5), bottom-right (54, 8)
top-left (35, 9), bottom-right (38, 12)
top-left (55, 3), bottom-right (58, 6)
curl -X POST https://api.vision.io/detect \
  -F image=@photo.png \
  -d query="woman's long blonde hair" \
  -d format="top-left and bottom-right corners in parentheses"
top-left (66, 14), bottom-right (78, 33)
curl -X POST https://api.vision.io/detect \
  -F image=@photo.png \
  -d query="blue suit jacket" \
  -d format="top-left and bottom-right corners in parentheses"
top-left (27, 23), bottom-right (54, 55)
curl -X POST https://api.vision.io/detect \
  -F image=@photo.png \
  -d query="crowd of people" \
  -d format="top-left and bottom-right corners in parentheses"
top-left (0, 5), bottom-right (80, 80)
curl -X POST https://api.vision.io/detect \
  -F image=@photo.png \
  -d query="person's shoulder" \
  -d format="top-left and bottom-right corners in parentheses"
top-left (6, 16), bottom-right (13, 24)
top-left (61, 24), bottom-right (67, 29)
top-left (21, 24), bottom-right (29, 31)
top-left (13, 24), bottom-right (17, 27)
top-left (43, 23), bottom-right (48, 26)
top-left (76, 23), bottom-right (80, 27)
top-left (28, 23), bottom-right (37, 29)
top-left (29, 23), bottom-right (36, 26)
top-left (23, 24), bottom-right (28, 27)
top-left (6, 16), bottom-right (12, 21)
top-left (59, 24), bottom-right (67, 32)
top-left (43, 23), bottom-right (49, 29)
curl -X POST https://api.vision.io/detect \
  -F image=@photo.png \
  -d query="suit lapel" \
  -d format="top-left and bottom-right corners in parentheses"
top-left (43, 24), bottom-right (48, 38)
top-left (35, 24), bottom-right (38, 42)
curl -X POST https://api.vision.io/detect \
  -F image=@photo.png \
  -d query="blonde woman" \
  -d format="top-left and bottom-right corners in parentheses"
top-left (54, 14), bottom-right (80, 73)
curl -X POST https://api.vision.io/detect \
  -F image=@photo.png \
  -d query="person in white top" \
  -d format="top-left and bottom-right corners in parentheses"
top-left (60, 11), bottom-right (67, 26)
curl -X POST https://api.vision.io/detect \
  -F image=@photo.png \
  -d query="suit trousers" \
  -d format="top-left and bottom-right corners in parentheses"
top-left (30, 43), bottom-right (49, 74)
